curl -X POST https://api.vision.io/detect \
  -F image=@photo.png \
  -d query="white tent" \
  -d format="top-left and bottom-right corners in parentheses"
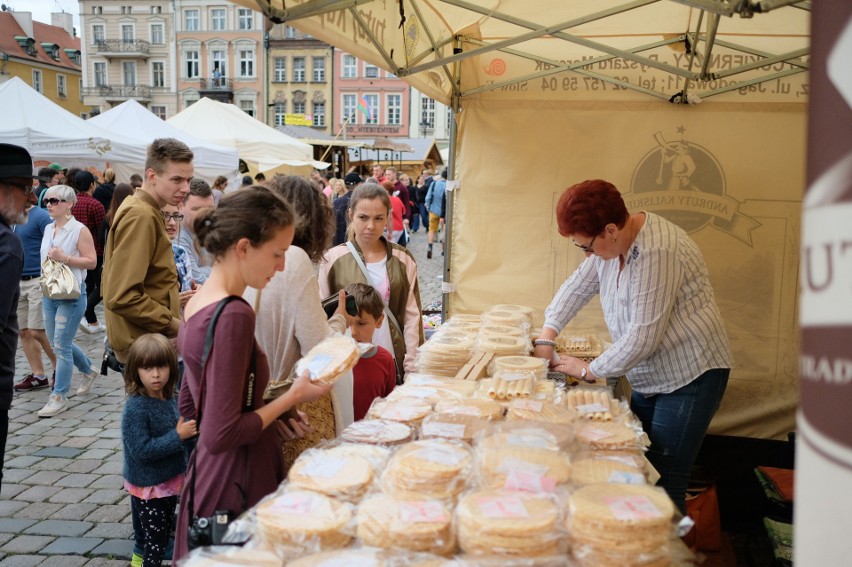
top-left (167, 97), bottom-right (329, 172)
top-left (89, 99), bottom-right (241, 188)
top-left (0, 76), bottom-right (145, 170)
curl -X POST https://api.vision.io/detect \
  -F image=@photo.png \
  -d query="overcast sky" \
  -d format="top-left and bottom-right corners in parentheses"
top-left (9, 0), bottom-right (80, 30)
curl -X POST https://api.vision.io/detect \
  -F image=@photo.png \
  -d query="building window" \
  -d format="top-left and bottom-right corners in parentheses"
top-left (121, 24), bottom-right (134, 42)
top-left (151, 6), bottom-right (162, 14)
top-left (212, 50), bottom-right (226, 78)
top-left (151, 105), bottom-right (167, 119)
top-left (364, 63), bottom-right (379, 79)
top-left (273, 58), bottom-right (286, 82)
top-left (342, 94), bottom-right (356, 124)
top-left (274, 102), bottom-right (286, 126)
top-left (312, 102), bottom-right (325, 127)
top-left (293, 100), bottom-right (305, 115)
top-left (421, 96), bottom-right (435, 129)
top-left (79, 79), bottom-right (83, 100)
top-left (211, 8), bottom-right (226, 31)
top-left (121, 5), bottom-right (132, 14)
top-left (184, 98), bottom-right (197, 109)
top-left (185, 50), bottom-right (199, 78)
top-left (386, 94), bottom-right (401, 125)
top-left (184, 9), bottom-right (199, 31)
top-left (285, 25), bottom-right (297, 39)
top-left (93, 24), bottom-right (105, 45)
top-left (312, 57), bottom-right (325, 82)
top-left (57, 74), bottom-right (67, 98)
top-left (32, 70), bottom-right (43, 93)
top-left (237, 9), bottom-right (253, 30)
top-left (239, 99), bottom-right (255, 117)
top-left (151, 24), bottom-right (164, 44)
top-left (292, 57), bottom-right (305, 82)
top-left (342, 55), bottom-right (356, 78)
top-left (239, 50), bottom-right (254, 77)
top-left (92, 6), bottom-right (102, 15)
top-left (364, 93), bottom-right (379, 124)
top-left (152, 62), bottom-right (165, 87)
top-left (123, 61), bottom-right (137, 86)
top-left (94, 62), bottom-right (107, 86)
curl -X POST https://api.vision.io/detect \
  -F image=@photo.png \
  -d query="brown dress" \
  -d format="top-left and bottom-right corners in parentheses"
top-left (174, 299), bottom-right (285, 561)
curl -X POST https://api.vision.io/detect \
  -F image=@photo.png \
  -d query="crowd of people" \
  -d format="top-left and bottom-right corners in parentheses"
top-left (0, 139), bottom-right (446, 566)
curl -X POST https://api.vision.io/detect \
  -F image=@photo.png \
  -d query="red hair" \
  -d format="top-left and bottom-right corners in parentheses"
top-left (555, 179), bottom-right (629, 237)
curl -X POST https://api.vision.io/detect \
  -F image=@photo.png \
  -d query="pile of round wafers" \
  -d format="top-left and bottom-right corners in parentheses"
top-left (357, 494), bottom-right (455, 555)
top-left (294, 334), bottom-right (361, 385)
top-left (367, 398), bottom-right (433, 425)
top-left (287, 446), bottom-right (374, 503)
top-left (415, 330), bottom-right (478, 376)
top-left (420, 412), bottom-right (490, 443)
top-left (575, 421), bottom-right (644, 451)
top-left (570, 454), bottom-right (647, 486)
top-left (433, 397), bottom-right (505, 420)
top-left (255, 490), bottom-right (352, 552)
top-left (381, 439), bottom-right (472, 500)
top-left (506, 399), bottom-right (574, 424)
top-left (477, 433), bottom-right (572, 492)
top-left (339, 419), bottom-right (414, 446)
top-left (568, 484), bottom-right (675, 566)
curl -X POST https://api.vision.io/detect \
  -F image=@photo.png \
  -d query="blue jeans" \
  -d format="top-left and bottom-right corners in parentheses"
top-left (42, 283), bottom-right (94, 397)
top-left (419, 203), bottom-right (429, 232)
top-left (630, 368), bottom-right (729, 514)
top-left (411, 204), bottom-right (421, 231)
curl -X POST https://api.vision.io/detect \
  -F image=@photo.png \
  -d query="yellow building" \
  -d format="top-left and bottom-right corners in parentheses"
top-left (0, 10), bottom-right (85, 117)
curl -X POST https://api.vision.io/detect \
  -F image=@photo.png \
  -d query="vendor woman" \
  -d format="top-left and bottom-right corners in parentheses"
top-left (533, 179), bottom-right (733, 513)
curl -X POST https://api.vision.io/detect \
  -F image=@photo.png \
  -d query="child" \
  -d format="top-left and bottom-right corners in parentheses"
top-left (122, 334), bottom-right (196, 567)
top-left (345, 283), bottom-right (397, 420)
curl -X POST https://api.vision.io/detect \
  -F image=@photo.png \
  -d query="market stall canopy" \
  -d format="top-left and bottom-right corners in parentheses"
top-left (349, 137), bottom-right (442, 167)
top-left (167, 97), bottom-right (329, 171)
top-left (275, 124), bottom-right (366, 148)
top-left (234, 0), bottom-right (809, 106)
top-left (0, 76), bottom-right (144, 168)
top-left (89, 99), bottom-right (240, 185)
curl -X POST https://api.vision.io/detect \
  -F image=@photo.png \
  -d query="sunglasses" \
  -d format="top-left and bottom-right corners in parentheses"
top-left (573, 234), bottom-right (598, 254)
top-left (162, 213), bottom-right (184, 222)
top-left (44, 198), bottom-right (67, 206)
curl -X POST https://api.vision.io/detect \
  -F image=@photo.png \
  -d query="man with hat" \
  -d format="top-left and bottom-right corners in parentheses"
top-left (333, 171), bottom-right (363, 246)
top-left (0, 143), bottom-right (47, 489)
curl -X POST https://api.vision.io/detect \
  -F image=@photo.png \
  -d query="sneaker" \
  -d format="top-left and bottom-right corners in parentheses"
top-left (14, 374), bottom-right (49, 392)
top-left (37, 394), bottom-right (68, 418)
top-left (130, 553), bottom-right (143, 567)
top-left (76, 369), bottom-right (99, 396)
top-left (427, 249), bottom-right (432, 259)
top-left (79, 321), bottom-right (106, 334)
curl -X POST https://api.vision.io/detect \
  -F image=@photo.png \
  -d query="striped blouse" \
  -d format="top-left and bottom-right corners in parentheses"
top-left (543, 212), bottom-right (733, 395)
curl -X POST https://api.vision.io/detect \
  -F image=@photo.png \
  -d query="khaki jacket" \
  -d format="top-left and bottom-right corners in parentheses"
top-left (102, 190), bottom-right (180, 361)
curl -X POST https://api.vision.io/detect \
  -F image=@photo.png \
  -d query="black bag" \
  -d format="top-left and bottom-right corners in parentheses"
top-left (101, 340), bottom-right (123, 376)
top-left (186, 296), bottom-right (254, 550)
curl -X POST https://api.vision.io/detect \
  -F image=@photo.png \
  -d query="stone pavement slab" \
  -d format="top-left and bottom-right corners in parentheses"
top-left (25, 521), bottom-right (93, 538)
top-left (39, 538), bottom-right (103, 556)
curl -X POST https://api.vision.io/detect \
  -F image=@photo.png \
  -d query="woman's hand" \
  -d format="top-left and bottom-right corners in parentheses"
top-left (553, 355), bottom-right (593, 382)
top-left (47, 246), bottom-right (67, 263)
top-left (533, 344), bottom-right (557, 365)
top-left (179, 289), bottom-right (196, 307)
top-left (288, 370), bottom-right (334, 406)
top-left (176, 417), bottom-right (197, 440)
top-left (278, 410), bottom-right (315, 441)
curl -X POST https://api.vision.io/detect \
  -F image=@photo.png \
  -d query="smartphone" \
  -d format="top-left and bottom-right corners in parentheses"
top-left (321, 292), bottom-right (358, 318)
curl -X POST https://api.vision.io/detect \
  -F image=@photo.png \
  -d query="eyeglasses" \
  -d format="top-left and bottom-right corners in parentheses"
top-left (162, 213), bottom-right (184, 222)
top-left (573, 234), bottom-right (597, 254)
top-left (43, 198), bottom-right (67, 206)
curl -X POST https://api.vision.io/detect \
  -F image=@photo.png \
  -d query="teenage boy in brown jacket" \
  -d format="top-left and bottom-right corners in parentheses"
top-left (102, 139), bottom-right (194, 363)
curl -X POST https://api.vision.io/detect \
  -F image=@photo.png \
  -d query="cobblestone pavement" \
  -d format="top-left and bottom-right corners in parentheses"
top-left (0, 228), bottom-right (444, 566)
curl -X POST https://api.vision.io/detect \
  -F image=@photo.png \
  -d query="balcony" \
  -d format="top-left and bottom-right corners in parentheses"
top-left (84, 85), bottom-right (151, 103)
top-left (95, 39), bottom-right (150, 59)
top-left (198, 77), bottom-right (233, 103)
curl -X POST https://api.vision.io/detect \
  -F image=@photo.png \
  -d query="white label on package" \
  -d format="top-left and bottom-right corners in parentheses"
top-left (504, 468), bottom-right (557, 493)
top-left (605, 495), bottom-right (663, 520)
top-left (399, 501), bottom-right (448, 524)
top-left (414, 447), bottom-right (466, 467)
top-left (477, 495), bottom-right (530, 519)
top-left (608, 471), bottom-right (646, 485)
top-left (301, 456), bottom-right (346, 478)
top-left (506, 431), bottom-right (555, 449)
top-left (501, 372), bottom-right (528, 382)
top-left (303, 353), bottom-right (333, 379)
top-left (511, 399), bottom-right (543, 412)
top-left (497, 457), bottom-right (550, 477)
top-left (270, 493), bottom-right (331, 518)
top-left (576, 403), bottom-right (609, 415)
top-left (447, 405), bottom-right (480, 416)
top-left (422, 421), bottom-right (466, 438)
top-left (581, 426), bottom-right (614, 441)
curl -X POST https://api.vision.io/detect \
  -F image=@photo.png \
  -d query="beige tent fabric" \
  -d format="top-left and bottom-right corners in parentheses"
top-left (450, 99), bottom-right (804, 440)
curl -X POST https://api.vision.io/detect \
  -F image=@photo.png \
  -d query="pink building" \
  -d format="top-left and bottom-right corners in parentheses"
top-left (333, 50), bottom-right (410, 139)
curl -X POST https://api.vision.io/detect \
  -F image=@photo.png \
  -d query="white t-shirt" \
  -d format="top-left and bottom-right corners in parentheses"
top-left (364, 257), bottom-right (395, 360)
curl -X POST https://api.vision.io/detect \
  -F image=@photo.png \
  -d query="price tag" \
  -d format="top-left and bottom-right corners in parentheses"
top-left (399, 501), bottom-right (448, 524)
top-left (504, 468), bottom-right (557, 493)
top-left (608, 471), bottom-right (646, 485)
top-left (477, 495), bottom-right (530, 518)
top-left (497, 457), bottom-right (550, 477)
top-left (300, 455), bottom-right (346, 478)
top-left (605, 495), bottom-right (663, 520)
top-left (511, 399), bottom-right (543, 412)
top-left (501, 372), bottom-right (528, 382)
top-left (413, 447), bottom-right (466, 466)
top-left (270, 492), bottom-right (331, 517)
top-left (576, 403), bottom-right (609, 415)
top-left (422, 421), bottom-right (466, 439)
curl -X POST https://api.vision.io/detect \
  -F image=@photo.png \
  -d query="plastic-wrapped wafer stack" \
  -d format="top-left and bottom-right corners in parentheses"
top-left (487, 370), bottom-right (536, 401)
top-left (415, 329), bottom-right (478, 377)
top-left (562, 387), bottom-right (620, 421)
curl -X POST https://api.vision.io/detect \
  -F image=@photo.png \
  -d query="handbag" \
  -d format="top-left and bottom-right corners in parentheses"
top-left (40, 257), bottom-right (80, 300)
top-left (186, 296), bottom-right (255, 550)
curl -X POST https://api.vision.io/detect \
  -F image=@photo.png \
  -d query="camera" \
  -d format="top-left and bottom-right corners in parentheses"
top-left (188, 510), bottom-right (234, 549)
